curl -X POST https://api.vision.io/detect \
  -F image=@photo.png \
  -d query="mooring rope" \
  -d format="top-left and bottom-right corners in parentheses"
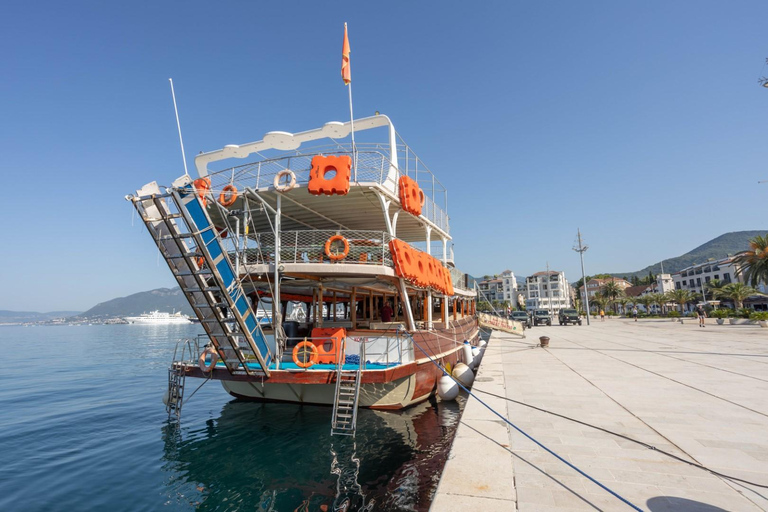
top-left (408, 334), bottom-right (644, 511)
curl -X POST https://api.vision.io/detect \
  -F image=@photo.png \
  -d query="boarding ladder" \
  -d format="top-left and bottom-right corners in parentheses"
top-left (131, 179), bottom-right (272, 376)
top-left (331, 343), bottom-right (362, 435)
top-left (165, 339), bottom-right (193, 419)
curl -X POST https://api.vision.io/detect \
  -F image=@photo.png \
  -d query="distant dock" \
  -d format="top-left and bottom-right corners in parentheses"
top-left (432, 319), bottom-right (768, 511)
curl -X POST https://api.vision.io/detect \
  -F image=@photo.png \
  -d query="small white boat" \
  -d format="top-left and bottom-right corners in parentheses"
top-left (124, 310), bottom-right (192, 325)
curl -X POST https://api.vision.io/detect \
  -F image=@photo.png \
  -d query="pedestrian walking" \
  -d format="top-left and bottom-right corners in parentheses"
top-left (632, 306), bottom-right (638, 322)
top-left (600, 309), bottom-right (605, 322)
top-left (696, 304), bottom-right (706, 327)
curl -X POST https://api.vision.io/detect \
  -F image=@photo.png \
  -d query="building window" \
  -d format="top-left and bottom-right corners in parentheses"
top-left (697, 278), bottom-right (701, 286)
top-left (705, 276), bottom-right (710, 283)
top-left (676, 282), bottom-right (681, 289)
top-left (682, 280), bottom-right (687, 286)
top-left (714, 274), bottom-right (719, 280)
top-left (723, 273), bottom-right (731, 283)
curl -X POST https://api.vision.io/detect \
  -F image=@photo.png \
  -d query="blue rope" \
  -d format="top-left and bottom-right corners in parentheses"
top-left (410, 334), bottom-right (643, 512)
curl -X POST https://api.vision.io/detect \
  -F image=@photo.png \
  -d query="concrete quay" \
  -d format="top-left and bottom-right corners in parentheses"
top-left (431, 319), bottom-right (768, 511)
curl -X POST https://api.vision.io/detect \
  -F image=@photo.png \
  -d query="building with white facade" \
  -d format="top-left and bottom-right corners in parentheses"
top-left (672, 257), bottom-right (738, 295)
top-left (671, 256), bottom-right (768, 310)
top-left (477, 270), bottom-right (519, 309)
top-left (525, 271), bottom-right (571, 312)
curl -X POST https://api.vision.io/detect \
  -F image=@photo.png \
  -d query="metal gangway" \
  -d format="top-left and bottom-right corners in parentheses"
top-left (130, 179), bottom-right (272, 376)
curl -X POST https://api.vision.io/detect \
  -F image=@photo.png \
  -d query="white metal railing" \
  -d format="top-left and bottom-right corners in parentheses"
top-left (204, 145), bottom-right (450, 233)
top-left (235, 230), bottom-right (396, 267)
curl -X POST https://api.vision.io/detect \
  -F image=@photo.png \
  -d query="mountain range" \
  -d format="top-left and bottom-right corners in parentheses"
top-left (609, 230), bottom-right (766, 280)
top-left (76, 287), bottom-right (194, 319)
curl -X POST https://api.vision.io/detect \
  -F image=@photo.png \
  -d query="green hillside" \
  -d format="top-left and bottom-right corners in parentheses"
top-left (611, 230), bottom-right (766, 279)
top-left (77, 287), bottom-right (193, 319)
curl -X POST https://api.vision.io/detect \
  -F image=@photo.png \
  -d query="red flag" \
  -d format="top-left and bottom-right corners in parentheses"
top-left (341, 23), bottom-right (351, 85)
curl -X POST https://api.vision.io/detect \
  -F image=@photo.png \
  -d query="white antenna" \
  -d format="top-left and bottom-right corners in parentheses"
top-left (168, 78), bottom-right (189, 178)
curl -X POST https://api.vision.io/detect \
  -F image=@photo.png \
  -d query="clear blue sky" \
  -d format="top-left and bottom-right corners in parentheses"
top-left (2, 1), bottom-right (767, 312)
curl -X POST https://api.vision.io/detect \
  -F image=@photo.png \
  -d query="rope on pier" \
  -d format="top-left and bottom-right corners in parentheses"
top-left (409, 334), bottom-right (644, 512)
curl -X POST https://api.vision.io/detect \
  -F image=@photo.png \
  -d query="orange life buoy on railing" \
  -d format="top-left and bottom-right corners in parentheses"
top-left (193, 178), bottom-right (211, 207)
top-left (308, 155), bottom-right (351, 195)
top-left (196, 256), bottom-right (205, 269)
top-left (219, 185), bottom-right (238, 206)
top-left (292, 340), bottom-right (319, 368)
top-left (398, 176), bottom-right (422, 216)
top-left (198, 345), bottom-right (218, 373)
top-left (325, 235), bottom-right (349, 261)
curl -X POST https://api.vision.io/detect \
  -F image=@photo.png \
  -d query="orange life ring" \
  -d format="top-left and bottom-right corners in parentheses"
top-left (219, 185), bottom-right (238, 206)
top-left (292, 340), bottom-right (319, 368)
top-left (419, 189), bottom-right (426, 207)
top-left (196, 256), bottom-right (205, 268)
top-left (324, 235), bottom-right (349, 261)
top-left (198, 346), bottom-right (218, 373)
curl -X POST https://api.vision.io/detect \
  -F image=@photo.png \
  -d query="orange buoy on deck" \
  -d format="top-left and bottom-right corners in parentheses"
top-left (308, 155), bottom-right (351, 196)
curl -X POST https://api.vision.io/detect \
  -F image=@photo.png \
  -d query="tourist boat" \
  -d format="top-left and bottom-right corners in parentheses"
top-left (124, 310), bottom-right (192, 324)
top-left (128, 115), bottom-right (478, 432)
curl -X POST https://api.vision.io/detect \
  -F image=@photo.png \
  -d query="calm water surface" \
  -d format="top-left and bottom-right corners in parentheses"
top-left (0, 325), bottom-right (464, 511)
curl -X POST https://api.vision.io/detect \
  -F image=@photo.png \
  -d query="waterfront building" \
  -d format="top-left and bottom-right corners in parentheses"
top-left (525, 271), bottom-right (571, 312)
top-left (477, 270), bottom-right (519, 309)
top-left (672, 256), bottom-right (768, 309)
top-left (579, 277), bottom-right (632, 308)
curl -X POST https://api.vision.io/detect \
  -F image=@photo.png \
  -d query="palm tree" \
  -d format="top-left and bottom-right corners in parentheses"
top-left (648, 293), bottom-right (667, 315)
top-left (601, 281), bottom-right (624, 313)
top-left (732, 235), bottom-right (768, 288)
top-left (666, 289), bottom-right (695, 314)
top-left (593, 291), bottom-right (611, 314)
top-left (615, 296), bottom-right (629, 315)
top-left (720, 282), bottom-right (762, 310)
top-left (637, 295), bottom-right (655, 315)
top-left (704, 279), bottom-right (727, 301)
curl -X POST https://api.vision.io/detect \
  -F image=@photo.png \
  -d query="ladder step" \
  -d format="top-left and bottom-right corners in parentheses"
top-left (168, 253), bottom-right (201, 260)
top-left (157, 233), bottom-right (195, 241)
top-left (176, 270), bottom-right (212, 276)
top-left (193, 302), bottom-right (228, 309)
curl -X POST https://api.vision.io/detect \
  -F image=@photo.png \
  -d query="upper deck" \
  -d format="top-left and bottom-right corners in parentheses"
top-left (192, 115), bottom-right (451, 243)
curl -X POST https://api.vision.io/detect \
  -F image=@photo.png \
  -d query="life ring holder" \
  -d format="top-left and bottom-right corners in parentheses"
top-left (324, 235), bottom-right (349, 261)
top-left (292, 340), bottom-right (319, 368)
top-left (218, 184), bottom-right (238, 206)
top-left (274, 170), bottom-right (297, 192)
top-left (198, 345), bottom-right (219, 373)
top-left (418, 189), bottom-right (426, 208)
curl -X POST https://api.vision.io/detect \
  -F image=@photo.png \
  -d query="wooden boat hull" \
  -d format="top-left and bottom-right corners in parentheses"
top-left (195, 318), bottom-right (479, 410)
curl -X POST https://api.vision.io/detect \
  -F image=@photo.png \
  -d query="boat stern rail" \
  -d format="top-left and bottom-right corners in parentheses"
top-left (204, 145), bottom-right (449, 234)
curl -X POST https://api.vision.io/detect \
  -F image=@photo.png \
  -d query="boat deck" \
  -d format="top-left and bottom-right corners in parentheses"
top-left (433, 319), bottom-right (768, 511)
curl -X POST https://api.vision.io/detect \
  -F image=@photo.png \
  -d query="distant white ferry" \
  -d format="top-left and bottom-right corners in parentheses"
top-left (124, 310), bottom-right (192, 325)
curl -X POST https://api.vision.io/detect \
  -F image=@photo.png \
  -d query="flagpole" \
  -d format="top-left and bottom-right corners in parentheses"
top-left (344, 22), bottom-right (356, 182)
top-left (348, 80), bottom-right (356, 182)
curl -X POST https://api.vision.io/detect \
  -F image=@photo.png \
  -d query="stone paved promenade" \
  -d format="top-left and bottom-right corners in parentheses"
top-left (431, 318), bottom-right (768, 511)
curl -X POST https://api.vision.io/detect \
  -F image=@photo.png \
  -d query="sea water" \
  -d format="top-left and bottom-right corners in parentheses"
top-left (0, 325), bottom-right (464, 511)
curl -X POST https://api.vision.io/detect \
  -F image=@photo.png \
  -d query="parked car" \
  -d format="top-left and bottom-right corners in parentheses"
top-left (509, 310), bottom-right (531, 329)
top-left (533, 309), bottom-right (552, 326)
top-left (558, 309), bottom-right (582, 326)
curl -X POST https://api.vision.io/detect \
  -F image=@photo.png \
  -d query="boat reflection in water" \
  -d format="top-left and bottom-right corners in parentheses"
top-left (161, 396), bottom-right (463, 511)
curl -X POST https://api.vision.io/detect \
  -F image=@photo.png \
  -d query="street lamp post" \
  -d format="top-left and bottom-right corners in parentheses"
top-left (573, 228), bottom-right (591, 325)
